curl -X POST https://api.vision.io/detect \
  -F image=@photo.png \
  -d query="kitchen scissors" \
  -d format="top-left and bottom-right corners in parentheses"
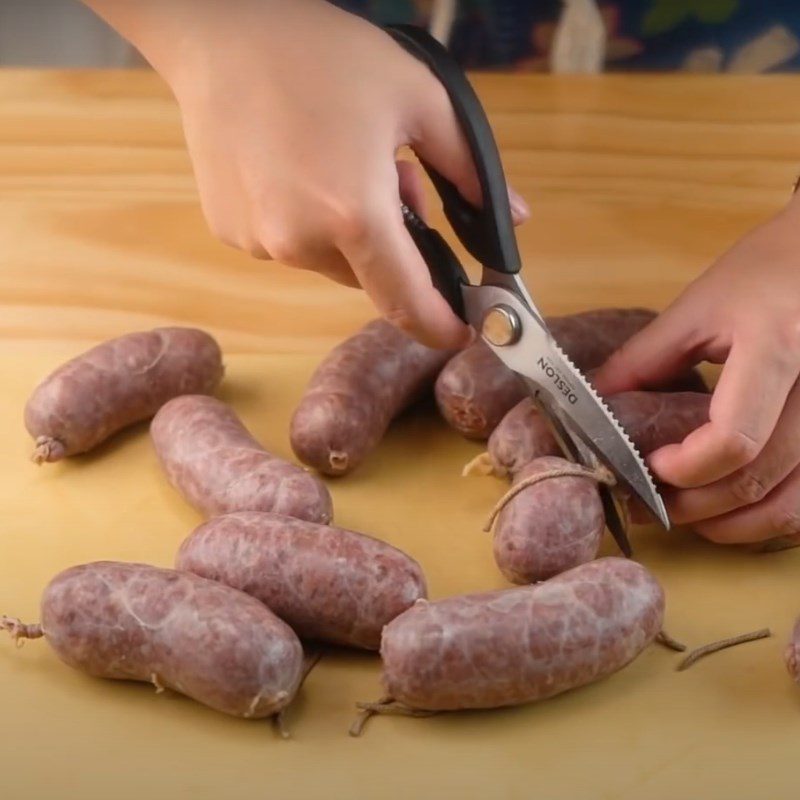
top-left (386, 24), bottom-right (670, 554)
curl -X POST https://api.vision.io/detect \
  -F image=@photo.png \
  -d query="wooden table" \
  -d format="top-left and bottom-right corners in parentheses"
top-left (2, 70), bottom-right (798, 351)
top-left (1, 70), bottom-right (800, 800)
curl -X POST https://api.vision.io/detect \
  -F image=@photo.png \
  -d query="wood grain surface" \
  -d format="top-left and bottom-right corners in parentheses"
top-left (2, 70), bottom-right (800, 800)
top-left (1, 69), bottom-right (798, 353)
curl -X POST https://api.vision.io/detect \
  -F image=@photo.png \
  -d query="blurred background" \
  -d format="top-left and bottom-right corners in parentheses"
top-left (0, 0), bottom-right (138, 67)
top-left (2, 0), bottom-right (799, 73)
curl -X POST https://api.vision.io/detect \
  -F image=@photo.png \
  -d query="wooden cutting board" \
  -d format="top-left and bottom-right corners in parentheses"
top-left (2, 68), bottom-right (800, 800)
top-left (1, 347), bottom-right (798, 800)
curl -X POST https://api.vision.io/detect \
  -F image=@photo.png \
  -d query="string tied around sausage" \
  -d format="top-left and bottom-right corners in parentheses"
top-left (483, 463), bottom-right (617, 533)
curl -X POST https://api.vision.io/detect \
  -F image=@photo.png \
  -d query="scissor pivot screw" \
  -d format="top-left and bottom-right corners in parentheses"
top-left (482, 305), bottom-right (521, 347)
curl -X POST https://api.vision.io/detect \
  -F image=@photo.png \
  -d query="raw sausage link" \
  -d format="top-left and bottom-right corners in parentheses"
top-left (290, 319), bottom-right (452, 475)
top-left (546, 308), bottom-right (659, 374)
top-left (605, 391), bottom-right (711, 455)
top-left (24, 327), bottom-right (224, 463)
top-left (176, 511), bottom-right (427, 649)
top-left (786, 617), bottom-right (800, 683)
top-left (434, 340), bottom-right (525, 441)
top-left (484, 392), bottom-right (710, 580)
top-left (6, 562), bottom-right (304, 718)
top-left (483, 400), bottom-right (561, 478)
top-left (381, 557), bottom-right (664, 711)
top-left (151, 395), bottom-right (332, 523)
top-left (492, 456), bottom-right (606, 583)
top-left (486, 391), bottom-right (711, 479)
top-left (435, 308), bottom-right (657, 439)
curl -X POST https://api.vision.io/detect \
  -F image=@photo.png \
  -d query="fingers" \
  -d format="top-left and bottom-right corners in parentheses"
top-left (650, 333), bottom-right (800, 488)
top-left (592, 300), bottom-right (703, 396)
top-left (625, 495), bottom-right (655, 526)
top-left (337, 190), bottom-right (471, 349)
top-left (693, 462), bottom-right (800, 544)
top-left (409, 76), bottom-right (530, 226)
top-left (300, 252), bottom-right (361, 288)
top-left (229, 143), bottom-right (476, 342)
top-left (396, 159), bottom-right (428, 220)
top-left (247, 219), bottom-right (361, 287)
top-left (508, 187), bottom-right (530, 226)
top-left (667, 379), bottom-right (800, 524)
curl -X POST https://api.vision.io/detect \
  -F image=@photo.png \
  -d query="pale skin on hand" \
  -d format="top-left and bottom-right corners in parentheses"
top-left (595, 192), bottom-right (800, 544)
top-left (81, 0), bottom-right (529, 350)
top-left (82, 0), bottom-right (797, 545)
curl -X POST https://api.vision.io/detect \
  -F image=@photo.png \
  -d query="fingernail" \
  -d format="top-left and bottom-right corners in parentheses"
top-left (646, 447), bottom-right (673, 479)
top-left (508, 188), bottom-right (530, 223)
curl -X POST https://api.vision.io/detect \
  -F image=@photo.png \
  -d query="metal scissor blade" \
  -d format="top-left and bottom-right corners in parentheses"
top-left (532, 338), bottom-right (668, 530)
top-left (462, 282), bottom-right (669, 529)
top-left (526, 386), bottom-right (633, 556)
top-left (598, 488), bottom-right (632, 557)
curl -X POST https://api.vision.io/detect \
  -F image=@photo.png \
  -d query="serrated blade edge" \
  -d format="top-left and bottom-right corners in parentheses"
top-left (461, 279), bottom-right (669, 529)
top-left (544, 339), bottom-right (668, 529)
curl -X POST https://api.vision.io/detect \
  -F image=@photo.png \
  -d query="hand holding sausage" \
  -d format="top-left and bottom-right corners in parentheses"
top-left (595, 196), bottom-right (800, 544)
top-left (479, 391), bottom-right (711, 480)
top-left (477, 393), bottom-right (711, 580)
top-left (435, 308), bottom-right (698, 440)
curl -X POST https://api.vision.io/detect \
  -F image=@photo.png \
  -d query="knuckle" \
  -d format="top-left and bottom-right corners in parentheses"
top-left (257, 226), bottom-right (301, 266)
top-left (326, 200), bottom-right (379, 249)
top-left (716, 429), bottom-right (762, 466)
top-left (728, 470), bottom-right (770, 505)
top-left (383, 307), bottom-right (456, 350)
top-left (383, 306), bottom-right (417, 336)
top-left (769, 505), bottom-right (800, 538)
top-left (265, 241), bottom-right (295, 265)
top-left (205, 216), bottom-right (263, 256)
top-left (773, 316), bottom-right (800, 360)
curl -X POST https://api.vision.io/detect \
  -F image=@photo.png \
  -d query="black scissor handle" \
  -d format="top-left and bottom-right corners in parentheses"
top-left (401, 204), bottom-right (468, 321)
top-left (387, 24), bottom-right (522, 276)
